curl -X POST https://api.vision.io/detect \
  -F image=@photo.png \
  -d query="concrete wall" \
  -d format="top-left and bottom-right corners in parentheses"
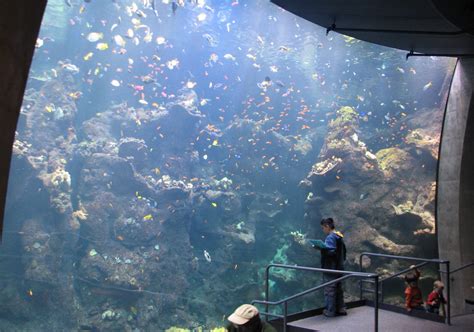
top-left (0, 1), bottom-right (47, 238)
top-left (438, 58), bottom-right (474, 316)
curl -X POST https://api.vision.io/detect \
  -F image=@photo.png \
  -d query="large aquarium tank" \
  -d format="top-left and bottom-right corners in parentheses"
top-left (0, 0), bottom-right (456, 330)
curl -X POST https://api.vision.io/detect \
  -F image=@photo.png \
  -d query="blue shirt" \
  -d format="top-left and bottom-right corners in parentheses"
top-left (324, 231), bottom-right (340, 251)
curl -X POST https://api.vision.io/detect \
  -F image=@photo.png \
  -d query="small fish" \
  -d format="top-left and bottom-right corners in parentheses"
top-left (44, 104), bottom-right (54, 113)
top-left (172, 1), bottom-right (178, 14)
top-left (202, 33), bottom-right (217, 46)
top-left (396, 67), bottom-right (405, 74)
top-left (144, 31), bottom-right (153, 43)
top-left (27, 289), bottom-right (33, 297)
top-left (197, 13), bottom-right (207, 22)
top-left (166, 59), bottom-right (179, 70)
top-left (423, 81), bottom-right (432, 91)
top-left (62, 63), bottom-right (80, 73)
top-left (86, 32), bottom-right (104, 42)
top-left (114, 35), bottom-right (126, 47)
top-left (126, 28), bottom-right (134, 39)
top-left (35, 38), bottom-right (44, 48)
top-left (186, 81), bottom-right (197, 89)
top-left (203, 250), bottom-right (211, 262)
top-left (143, 214), bottom-right (153, 221)
top-left (136, 9), bottom-right (147, 18)
top-left (110, 80), bottom-right (121, 87)
top-left (211, 202), bottom-right (217, 207)
top-left (223, 54), bottom-right (236, 61)
top-left (151, 0), bottom-right (158, 16)
top-left (131, 18), bottom-right (141, 26)
top-left (156, 36), bottom-right (166, 45)
top-left (96, 42), bottom-right (109, 51)
top-left (246, 54), bottom-right (257, 61)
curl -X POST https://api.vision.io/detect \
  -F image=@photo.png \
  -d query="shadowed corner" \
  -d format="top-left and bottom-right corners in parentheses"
top-left (0, 0), bottom-right (48, 241)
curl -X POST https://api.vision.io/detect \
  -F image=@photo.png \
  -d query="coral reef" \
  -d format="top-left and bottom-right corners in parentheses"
top-left (375, 148), bottom-right (411, 177)
top-left (405, 129), bottom-right (439, 159)
top-left (2, 39), bottom-right (448, 330)
top-left (303, 105), bottom-right (439, 273)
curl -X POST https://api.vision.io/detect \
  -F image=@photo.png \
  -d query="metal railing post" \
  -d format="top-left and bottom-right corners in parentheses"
top-left (380, 281), bottom-right (383, 303)
top-left (265, 265), bottom-right (270, 322)
top-left (446, 261), bottom-right (450, 325)
top-left (359, 254), bottom-right (364, 300)
top-left (283, 301), bottom-right (288, 332)
top-left (374, 275), bottom-right (379, 332)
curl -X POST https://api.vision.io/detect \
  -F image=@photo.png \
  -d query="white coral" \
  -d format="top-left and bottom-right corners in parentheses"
top-left (50, 168), bottom-right (72, 187)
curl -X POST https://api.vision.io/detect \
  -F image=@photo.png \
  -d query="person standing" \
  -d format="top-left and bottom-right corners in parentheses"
top-left (226, 304), bottom-right (277, 332)
top-left (426, 280), bottom-right (446, 315)
top-left (404, 266), bottom-right (424, 312)
top-left (312, 217), bottom-right (347, 317)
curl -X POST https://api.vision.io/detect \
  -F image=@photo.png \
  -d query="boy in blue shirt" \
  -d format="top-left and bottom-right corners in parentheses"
top-left (312, 218), bottom-right (347, 317)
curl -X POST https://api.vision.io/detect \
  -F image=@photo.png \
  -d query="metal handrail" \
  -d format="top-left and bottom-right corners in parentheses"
top-left (359, 252), bottom-right (451, 325)
top-left (378, 262), bottom-right (429, 284)
top-left (440, 261), bottom-right (474, 275)
top-left (252, 263), bottom-right (379, 332)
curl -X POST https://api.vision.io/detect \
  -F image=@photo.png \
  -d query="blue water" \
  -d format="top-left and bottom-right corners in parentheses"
top-left (0, 0), bottom-right (455, 330)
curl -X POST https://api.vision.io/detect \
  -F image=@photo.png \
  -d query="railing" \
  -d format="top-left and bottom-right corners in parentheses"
top-left (359, 252), bottom-right (451, 324)
top-left (440, 261), bottom-right (474, 276)
top-left (440, 261), bottom-right (474, 314)
top-left (252, 264), bottom-right (379, 332)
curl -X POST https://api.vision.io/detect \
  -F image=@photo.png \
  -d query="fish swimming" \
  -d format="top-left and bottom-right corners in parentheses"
top-left (423, 81), bottom-right (432, 91)
top-left (203, 250), bottom-right (211, 262)
top-left (151, 0), bottom-right (158, 16)
top-left (86, 32), bottom-right (104, 42)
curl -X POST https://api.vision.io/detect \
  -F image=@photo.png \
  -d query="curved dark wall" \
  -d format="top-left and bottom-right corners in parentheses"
top-left (438, 57), bottom-right (474, 315)
top-left (459, 84), bottom-right (474, 309)
top-left (0, 0), bottom-right (47, 239)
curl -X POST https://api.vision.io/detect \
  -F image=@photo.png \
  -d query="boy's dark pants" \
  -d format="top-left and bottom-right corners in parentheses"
top-left (323, 273), bottom-right (345, 314)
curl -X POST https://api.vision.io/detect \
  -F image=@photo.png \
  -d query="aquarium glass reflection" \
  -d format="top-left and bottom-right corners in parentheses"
top-left (1, 0), bottom-right (456, 330)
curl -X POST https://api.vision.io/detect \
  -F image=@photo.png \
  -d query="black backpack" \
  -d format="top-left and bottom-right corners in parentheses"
top-left (335, 236), bottom-right (347, 269)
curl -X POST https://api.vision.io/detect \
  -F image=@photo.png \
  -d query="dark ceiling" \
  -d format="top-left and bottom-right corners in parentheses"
top-left (271, 0), bottom-right (474, 56)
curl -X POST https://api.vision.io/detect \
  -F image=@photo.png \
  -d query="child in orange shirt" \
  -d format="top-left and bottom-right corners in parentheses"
top-left (404, 266), bottom-right (424, 312)
top-left (426, 280), bottom-right (446, 314)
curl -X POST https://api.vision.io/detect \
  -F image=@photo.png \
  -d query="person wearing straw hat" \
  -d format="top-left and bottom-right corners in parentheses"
top-left (226, 304), bottom-right (277, 332)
